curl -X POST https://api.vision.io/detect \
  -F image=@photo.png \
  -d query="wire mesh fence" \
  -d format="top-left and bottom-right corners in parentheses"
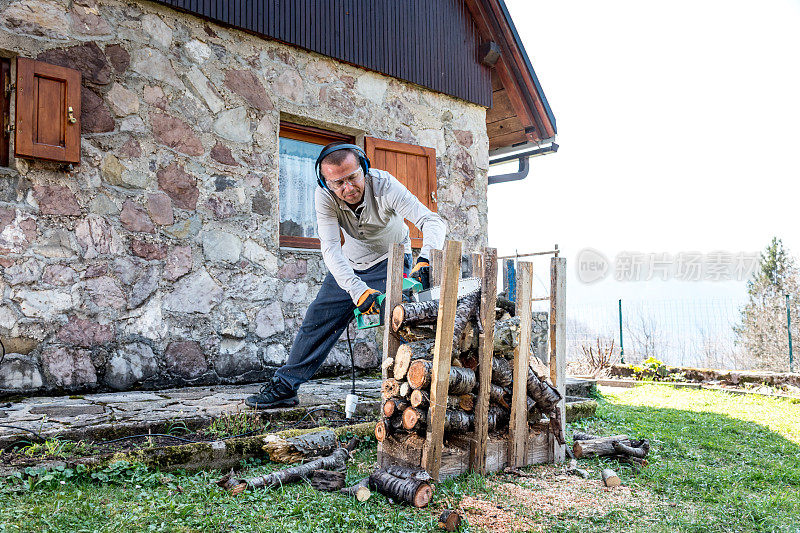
top-left (566, 298), bottom-right (754, 370)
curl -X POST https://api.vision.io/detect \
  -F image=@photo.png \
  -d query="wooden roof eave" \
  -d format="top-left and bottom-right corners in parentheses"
top-left (465, 0), bottom-right (556, 144)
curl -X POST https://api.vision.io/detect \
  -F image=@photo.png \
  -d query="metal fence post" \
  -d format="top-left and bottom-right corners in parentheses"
top-left (787, 294), bottom-right (794, 373)
top-left (618, 298), bottom-right (625, 364)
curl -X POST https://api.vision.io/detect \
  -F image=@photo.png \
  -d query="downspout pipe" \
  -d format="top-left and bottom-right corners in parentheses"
top-left (487, 143), bottom-right (558, 185)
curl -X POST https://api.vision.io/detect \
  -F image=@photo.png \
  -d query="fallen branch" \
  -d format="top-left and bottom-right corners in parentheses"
top-left (340, 477), bottom-right (371, 501)
top-left (262, 429), bottom-right (338, 464)
top-left (612, 439), bottom-right (650, 459)
top-left (573, 435), bottom-right (631, 459)
top-left (308, 469), bottom-right (346, 492)
top-left (216, 446), bottom-right (352, 493)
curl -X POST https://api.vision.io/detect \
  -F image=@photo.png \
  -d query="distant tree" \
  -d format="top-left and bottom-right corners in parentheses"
top-left (735, 237), bottom-right (800, 371)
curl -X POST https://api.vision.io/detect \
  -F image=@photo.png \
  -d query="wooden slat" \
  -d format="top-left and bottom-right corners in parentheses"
top-left (429, 248), bottom-right (443, 286)
top-left (509, 261), bottom-right (532, 468)
top-left (377, 243), bottom-right (406, 465)
top-left (486, 88), bottom-right (517, 123)
top-left (422, 239), bottom-right (462, 481)
top-left (1, 58), bottom-right (11, 167)
top-left (550, 257), bottom-right (567, 462)
top-left (486, 115), bottom-right (525, 141)
top-left (470, 247), bottom-right (497, 474)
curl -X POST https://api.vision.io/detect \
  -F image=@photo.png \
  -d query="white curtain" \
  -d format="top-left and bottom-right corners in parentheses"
top-left (279, 138), bottom-right (320, 238)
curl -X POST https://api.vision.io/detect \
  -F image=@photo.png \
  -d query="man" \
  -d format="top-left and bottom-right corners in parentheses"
top-left (246, 142), bottom-right (446, 408)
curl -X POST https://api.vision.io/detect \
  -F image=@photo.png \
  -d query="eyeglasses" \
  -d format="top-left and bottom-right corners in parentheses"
top-left (325, 168), bottom-right (364, 191)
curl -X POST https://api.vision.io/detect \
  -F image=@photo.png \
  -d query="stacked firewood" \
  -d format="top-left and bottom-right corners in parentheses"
top-left (375, 291), bottom-right (563, 444)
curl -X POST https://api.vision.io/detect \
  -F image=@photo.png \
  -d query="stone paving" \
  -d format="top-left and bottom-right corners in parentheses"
top-left (0, 377), bottom-right (384, 448)
top-left (0, 377), bottom-right (595, 448)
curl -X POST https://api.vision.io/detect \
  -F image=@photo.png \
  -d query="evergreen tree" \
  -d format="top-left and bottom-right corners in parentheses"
top-left (735, 237), bottom-right (799, 371)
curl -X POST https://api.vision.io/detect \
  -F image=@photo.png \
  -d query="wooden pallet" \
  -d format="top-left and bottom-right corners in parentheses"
top-left (377, 240), bottom-right (567, 481)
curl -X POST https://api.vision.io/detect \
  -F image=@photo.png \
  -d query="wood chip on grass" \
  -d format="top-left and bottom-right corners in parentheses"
top-left (458, 466), bottom-right (653, 532)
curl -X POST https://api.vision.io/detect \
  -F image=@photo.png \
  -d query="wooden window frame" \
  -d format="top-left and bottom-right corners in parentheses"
top-left (278, 121), bottom-right (354, 250)
top-left (1, 58), bottom-right (10, 167)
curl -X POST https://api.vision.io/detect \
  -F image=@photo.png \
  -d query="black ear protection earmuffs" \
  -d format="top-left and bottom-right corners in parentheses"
top-left (314, 143), bottom-right (371, 190)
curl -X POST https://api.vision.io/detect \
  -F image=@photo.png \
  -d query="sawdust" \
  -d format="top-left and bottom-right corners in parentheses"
top-left (458, 465), bottom-right (652, 532)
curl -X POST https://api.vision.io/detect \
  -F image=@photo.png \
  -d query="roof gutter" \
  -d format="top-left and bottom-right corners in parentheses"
top-left (487, 142), bottom-right (558, 185)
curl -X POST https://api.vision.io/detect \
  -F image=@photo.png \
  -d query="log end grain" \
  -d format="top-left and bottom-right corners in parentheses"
top-left (601, 468), bottom-right (621, 488)
top-left (407, 360), bottom-right (429, 390)
top-left (438, 510), bottom-right (462, 531)
top-left (413, 483), bottom-right (434, 508)
top-left (375, 420), bottom-right (388, 442)
top-left (391, 305), bottom-right (405, 332)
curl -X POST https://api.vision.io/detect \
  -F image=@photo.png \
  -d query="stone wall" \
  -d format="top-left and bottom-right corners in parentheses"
top-left (0, 0), bottom-right (489, 395)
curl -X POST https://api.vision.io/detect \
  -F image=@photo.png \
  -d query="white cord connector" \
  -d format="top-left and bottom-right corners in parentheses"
top-left (345, 393), bottom-right (359, 419)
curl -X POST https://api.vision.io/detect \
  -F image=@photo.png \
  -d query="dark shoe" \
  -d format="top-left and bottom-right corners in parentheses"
top-left (245, 378), bottom-right (299, 409)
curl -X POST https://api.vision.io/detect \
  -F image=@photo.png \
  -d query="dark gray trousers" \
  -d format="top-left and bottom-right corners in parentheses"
top-left (274, 254), bottom-right (412, 392)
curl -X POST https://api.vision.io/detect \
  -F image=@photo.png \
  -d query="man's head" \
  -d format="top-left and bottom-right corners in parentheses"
top-left (318, 144), bottom-right (367, 205)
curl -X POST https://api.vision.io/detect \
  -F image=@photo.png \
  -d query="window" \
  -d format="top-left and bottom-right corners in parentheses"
top-left (1, 58), bottom-right (10, 167)
top-left (278, 122), bottom-right (353, 249)
top-left (364, 137), bottom-right (437, 248)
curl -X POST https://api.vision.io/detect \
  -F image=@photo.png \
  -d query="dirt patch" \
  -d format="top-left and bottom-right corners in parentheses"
top-left (459, 466), bottom-right (652, 532)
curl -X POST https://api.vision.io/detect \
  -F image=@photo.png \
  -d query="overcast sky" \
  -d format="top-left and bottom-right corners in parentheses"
top-left (488, 0), bottom-right (800, 307)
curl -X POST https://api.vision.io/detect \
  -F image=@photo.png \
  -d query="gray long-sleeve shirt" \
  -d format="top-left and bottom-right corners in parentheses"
top-left (315, 168), bottom-right (447, 303)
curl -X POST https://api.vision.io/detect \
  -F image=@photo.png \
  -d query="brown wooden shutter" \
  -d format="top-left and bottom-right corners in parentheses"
top-left (1, 58), bottom-right (11, 168)
top-left (364, 137), bottom-right (437, 248)
top-left (15, 57), bottom-right (81, 164)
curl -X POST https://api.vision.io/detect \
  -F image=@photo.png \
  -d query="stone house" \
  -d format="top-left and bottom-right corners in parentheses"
top-left (0, 0), bottom-right (556, 394)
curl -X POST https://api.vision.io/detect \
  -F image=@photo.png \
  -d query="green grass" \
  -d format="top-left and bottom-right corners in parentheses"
top-left (556, 385), bottom-right (800, 532)
top-left (1, 386), bottom-right (799, 532)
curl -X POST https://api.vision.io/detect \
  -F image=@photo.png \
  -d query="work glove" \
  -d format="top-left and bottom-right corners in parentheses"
top-left (357, 288), bottom-right (383, 315)
top-left (410, 257), bottom-right (431, 290)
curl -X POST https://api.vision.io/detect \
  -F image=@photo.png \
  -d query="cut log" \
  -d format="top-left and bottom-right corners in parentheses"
top-left (490, 383), bottom-right (511, 410)
top-left (526, 368), bottom-right (562, 413)
top-left (602, 468), bottom-right (621, 487)
top-left (493, 318), bottom-right (521, 354)
top-left (369, 469), bottom-right (433, 507)
top-left (491, 356), bottom-right (513, 387)
top-left (573, 432), bottom-right (599, 441)
top-left (459, 393), bottom-right (475, 412)
top-left (309, 469), bottom-right (346, 492)
top-left (382, 378), bottom-right (401, 400)
top-left (407, 360), bottom-right (476, 395)
top-left (402, 407), bottom-right (474, 434)
top-left (409, 389), bottom-right (429, 408)
top-left (381, 465), bottom-right (432, 481)
top-left (612, 439), bottom-right (650, 459)
top-left (396, 325), bottom-right (436, 342)
top-left (488, 405), bottom-right (509, 433)
top-left (573, 435), bottom-right (631, 459)
top-left (399, 382), bottom-right (412, 398)
top-left (402, 406), bottom-right (426, 431)
top-left (391, 291), bottom-right (480, 347)
top-left (496, 295), bottom-right (516, 317)
top-left (383, 398), bottom-right (410, 418)
top-left (216, 447), bottom-right (351, 493)
top-left (459, 352), bottom-right (478, 370)
top-left (262, 429), bottom-right (338, 464)
top-left (393, 339), bottom-right (435, 380)
top-left (375, 415), bottom-right (405, 442)
top-left (614, 454), bottom-right (649, 468)
top-left (438, 510), bottom-right (462, 532)
top-left (340, 477), bottom-right (371, 501)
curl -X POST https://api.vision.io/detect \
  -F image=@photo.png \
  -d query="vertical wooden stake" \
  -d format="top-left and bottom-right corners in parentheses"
top-left (422, 240), bottom-right (462, 481)
top-left (429, 248), bottom-right (443, 287)
top-left (378, 243), bottom-right (406, 465)
top-left (549, 257), bottom-right (567, 462)
top-left (470, 248), bottom-right (497, 474)
top-left (509, 261), bottom-right (533, 468)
